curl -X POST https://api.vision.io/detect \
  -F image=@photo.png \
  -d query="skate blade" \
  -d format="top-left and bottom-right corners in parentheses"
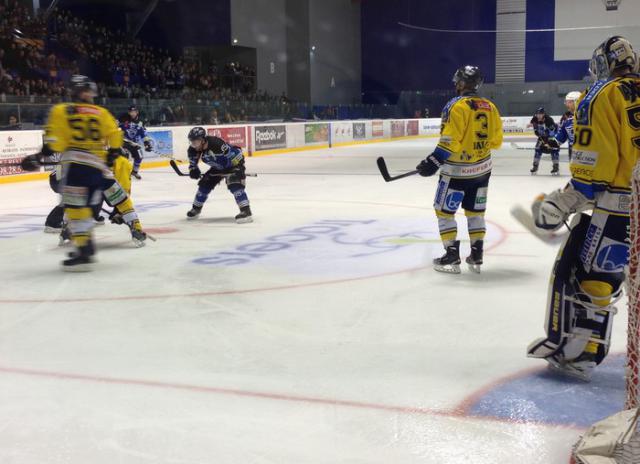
top-left (467, 263), bottom-right (481, 273)
top-left (132, 238), bottom-right (147, 248)
top-left (433, 264), bottom-right (461, 274)
top-left (61, 262), bottom-right (93, 272)
top-left (546, 360), bottom-right (592, 382)
top-left (236, 216), bottom-right (253, 224)
top-left (44, 226), bottom-right (62, 233)
top-left (530, 172), bottom-right (537, 176)
top-left (186, 215), bottom-right (200, 220)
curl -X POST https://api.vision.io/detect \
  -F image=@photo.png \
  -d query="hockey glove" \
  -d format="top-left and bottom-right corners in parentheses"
top-left (106, 148), bottom-right (123, 168)
top-left (19, 154), bottom-right (41, 172)
top-left (144, 140), bottom-right (153, 152)
top-left (547, 138), bottom-right (560, 149)
top-left (189, 166), bottom-right (201, 179)
top-left (533, 185), bottom-right (591, 231)
top-left (416, 153), bottom-right (442, 177)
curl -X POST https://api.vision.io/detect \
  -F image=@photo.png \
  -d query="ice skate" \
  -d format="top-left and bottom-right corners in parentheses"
top-left (433, 241), bottom-right (461, 274)
top-left (187, 205), bottom-right (202, 219)
top-left (235, 206), bottom-right (253, 224)
top-left (466, 240), bottom-right (483, 273)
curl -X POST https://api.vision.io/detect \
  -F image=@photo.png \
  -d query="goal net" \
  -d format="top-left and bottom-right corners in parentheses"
top-left (570, 163), bottom-right (640, 463)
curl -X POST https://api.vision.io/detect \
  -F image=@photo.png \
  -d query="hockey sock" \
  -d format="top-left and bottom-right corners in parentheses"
top-left (194, 187), bottom-right (212, 207)
top-left (65, 206), bottom-right (93, 248)
top-left (436, 211), bottom-right (457, 242)
top-left (229, 185), bottom-right (250, 208)
top-left (465, 211), bottom-right (486, 242)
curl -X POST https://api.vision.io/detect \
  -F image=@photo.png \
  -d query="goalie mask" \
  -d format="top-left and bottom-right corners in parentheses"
top-left (452, 65), bottom-right (483, 92)
top-left (589, 36), bottom-right (639, 80)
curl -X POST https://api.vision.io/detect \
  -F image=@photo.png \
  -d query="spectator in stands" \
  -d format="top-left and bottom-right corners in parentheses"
top-left (1, 114), bottom-right (21, 130)
top-left (209, 109), bottom-right (220, 125)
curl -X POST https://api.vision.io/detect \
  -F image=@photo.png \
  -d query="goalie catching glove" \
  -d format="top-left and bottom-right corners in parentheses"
top-left (533, 184), bottom-right (592, 231)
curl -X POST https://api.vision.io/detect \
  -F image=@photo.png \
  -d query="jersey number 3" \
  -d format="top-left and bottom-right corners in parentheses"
top-left (474, 113), bottom-right (489, 140)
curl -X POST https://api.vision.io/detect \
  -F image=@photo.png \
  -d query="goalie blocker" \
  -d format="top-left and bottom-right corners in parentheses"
top-left (527, 211), bottom-right (627, 380)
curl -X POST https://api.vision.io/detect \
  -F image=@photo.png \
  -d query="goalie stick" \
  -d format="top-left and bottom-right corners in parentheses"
top-left (376, 156), bottom-right (418, 182)
top-left (169, 159), bottom-right (257, 178)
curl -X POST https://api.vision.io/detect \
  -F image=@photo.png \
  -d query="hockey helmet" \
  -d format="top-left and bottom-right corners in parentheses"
top-left (70, 74), bottom-right (97, 100)
top-left (188, 126), bottom-right (206, 141)
top-left (589, 36), bottom-right (638, 80)
top-left (535, 107), bottom-right (545, 115)
top-left (564, 91), bottom-right (581, 103)
top-left (188, 126), bottom-right (207, 149)
top-left (452, 65), bottom-right (483, 91)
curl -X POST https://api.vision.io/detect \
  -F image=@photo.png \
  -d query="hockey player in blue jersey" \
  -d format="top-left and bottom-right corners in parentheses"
top-left (119, 106), bottom-right (152, 179)
top-left (555, 91), bottom-right (581, 161)
top-left (530, 107), bottom-right (560, 175)
top-left (185, 127), bottom-right (253, 223)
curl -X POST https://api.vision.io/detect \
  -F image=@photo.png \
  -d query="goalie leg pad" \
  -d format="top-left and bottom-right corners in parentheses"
top-left (527, 212), bottom-right (624, 366)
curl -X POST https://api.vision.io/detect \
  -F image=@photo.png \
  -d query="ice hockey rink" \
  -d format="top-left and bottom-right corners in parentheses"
top-left (0, 137), bottom-right (629, 463)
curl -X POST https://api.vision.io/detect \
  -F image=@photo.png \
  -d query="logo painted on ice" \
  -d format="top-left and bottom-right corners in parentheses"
top-left (192, 217), bottom-right (504, 278)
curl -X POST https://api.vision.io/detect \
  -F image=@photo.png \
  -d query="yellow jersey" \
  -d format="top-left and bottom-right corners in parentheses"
top-left (571, 76), bottom-right (640, 211)
top-left (44, 102), bottom-right (123, 165)
top-left (433, 94), bottom-right (503, 178)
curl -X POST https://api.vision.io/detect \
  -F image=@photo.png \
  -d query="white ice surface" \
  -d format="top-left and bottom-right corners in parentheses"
top-left (0, 138), bottom-right (626, 463)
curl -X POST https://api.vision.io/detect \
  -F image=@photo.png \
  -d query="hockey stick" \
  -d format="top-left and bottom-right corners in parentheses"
top-left (376, 156), bottom-right (418, 182)
top-left (169, 159), bottom-right (257, 178)
top-left (510, 142), bottom-right (568, 151)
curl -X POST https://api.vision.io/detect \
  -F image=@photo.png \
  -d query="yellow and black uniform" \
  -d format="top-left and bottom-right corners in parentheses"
top-left (432, 94), bottom-right (503, 242)
top-left (45, 101), bottom-right (142, 262)
top-left (528, 75), bottom-right (640, 371)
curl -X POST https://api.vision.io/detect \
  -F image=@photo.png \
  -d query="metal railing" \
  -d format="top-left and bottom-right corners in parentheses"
top-left (0, 97), bottom-right (406, 129)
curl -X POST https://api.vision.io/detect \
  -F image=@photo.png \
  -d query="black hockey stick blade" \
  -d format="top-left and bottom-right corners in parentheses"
top-left (169, 159), bottom-right (189, 176)
top-left (376, 156), bottom-right (418, 182)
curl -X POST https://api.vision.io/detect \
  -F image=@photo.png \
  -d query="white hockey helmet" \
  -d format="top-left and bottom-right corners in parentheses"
top-left (565, 91), bottom-right (581, 103)
top-left (589, 36), bottom-right (639, 80)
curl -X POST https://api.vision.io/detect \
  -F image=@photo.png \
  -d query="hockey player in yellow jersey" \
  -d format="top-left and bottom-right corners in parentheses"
top-left (42, 75), bottom-right (147, 270)
top-left (527, 36), bottom-right (640, 380)
top-left (416, 65), bottom-right (503, 273)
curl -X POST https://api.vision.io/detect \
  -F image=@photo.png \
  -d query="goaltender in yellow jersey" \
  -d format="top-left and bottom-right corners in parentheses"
top-left (415, 65), bottom-right (503, 274)
top-left (528, 36), bottom-right (640, 381)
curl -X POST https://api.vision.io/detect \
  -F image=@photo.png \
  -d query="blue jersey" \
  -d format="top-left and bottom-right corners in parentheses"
top-left (188, 136), bottom-right (244, 172)
top-left (119, 115), bottom-right (149, 144)
top-left (530, 114), bottom-right (557, 139)
top-left (555, 112), bottom-right (574, 147)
